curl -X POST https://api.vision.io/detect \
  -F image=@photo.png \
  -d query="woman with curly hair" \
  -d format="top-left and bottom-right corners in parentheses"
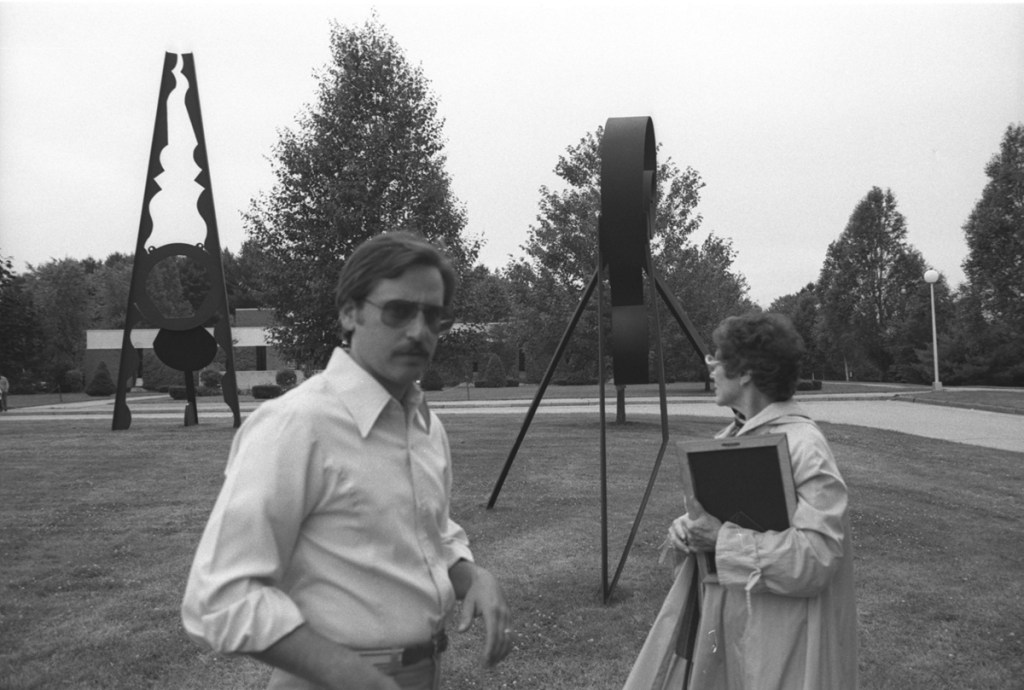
top-left (628, 312), bottom-right (858, 689)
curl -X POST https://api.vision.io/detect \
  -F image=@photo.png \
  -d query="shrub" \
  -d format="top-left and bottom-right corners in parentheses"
top-left (61, 369), bottom-right (85, 393)
top-left (276, 369), bottom-right (297, 389)
top-left (85, 362), bottom-right (116, 397)
top-left (251, 384), bottom-right (283, 399)
top-left (475, 354), bottom-right (507, 388)
top-left (420, 369), bottom-right (444, 391)
top-left (200, 369), bottom-right (223, 389)
top-left (796, 379), bottom-right (823, 391)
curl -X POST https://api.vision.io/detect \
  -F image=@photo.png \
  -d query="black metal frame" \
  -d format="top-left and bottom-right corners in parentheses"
top-left (113, 53), bottom-right (240, 430)
top-left (486, 240), bottom-right (708, 602)
top-left (486, 116), bottom-right (711, 601)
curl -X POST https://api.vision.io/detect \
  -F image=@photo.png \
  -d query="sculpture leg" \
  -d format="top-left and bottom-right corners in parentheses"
top-left (184, 370), bottom-right (199, 427)
top-left (486, 269), bottom-right (600, 509)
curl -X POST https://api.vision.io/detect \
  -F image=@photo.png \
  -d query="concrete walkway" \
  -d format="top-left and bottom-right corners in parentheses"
top-left (4, 392), bottom-right (1023, 454)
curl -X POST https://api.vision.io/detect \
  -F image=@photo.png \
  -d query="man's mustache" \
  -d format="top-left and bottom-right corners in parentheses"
top-left (394, 344), bottom-right (431, 357)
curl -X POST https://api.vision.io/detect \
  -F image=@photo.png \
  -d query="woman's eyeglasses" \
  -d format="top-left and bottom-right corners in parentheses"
top-left (363, 299), bottom-right (454, 334)
top-left (705, 353), bottom-right (721, 370)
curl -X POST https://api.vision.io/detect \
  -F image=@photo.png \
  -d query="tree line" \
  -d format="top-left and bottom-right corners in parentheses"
top-left (2, 16), bottom-right (1020, 392)
top-left (0, 248), bottom-right (266, 392)
top-left (772, 121), bottom-right (1023, 387)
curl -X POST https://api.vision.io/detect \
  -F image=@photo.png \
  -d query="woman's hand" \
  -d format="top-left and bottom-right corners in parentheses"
top-left (668, 499), bottom-right (722, 554)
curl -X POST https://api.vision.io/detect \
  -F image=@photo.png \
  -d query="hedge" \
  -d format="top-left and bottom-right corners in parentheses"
top-left (252, 384), bottom-right (283, 399)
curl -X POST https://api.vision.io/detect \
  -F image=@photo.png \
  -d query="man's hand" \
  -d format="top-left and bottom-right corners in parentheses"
top-left (450, 560), bottom-right (513, 667)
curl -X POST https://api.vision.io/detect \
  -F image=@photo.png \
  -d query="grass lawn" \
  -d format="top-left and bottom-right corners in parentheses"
top-left (4, 390), bottom-right (161, 410)
top-left (1, 411), bottom-right (1022, 688)
top-left (422, 379), bottom-right (930, 403)
top-left (3, 379), bottom-right (927, 411)
top-left (893, 388), bottom-right (1024, 415)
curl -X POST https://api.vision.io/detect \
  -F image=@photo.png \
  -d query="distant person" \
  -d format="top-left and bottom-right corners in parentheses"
top-left (626, 312), bottom-right (858, 689)
top-left (0, 373), bottom-right (9, 411)
top-left (182, 231), bottom-right (514, 690)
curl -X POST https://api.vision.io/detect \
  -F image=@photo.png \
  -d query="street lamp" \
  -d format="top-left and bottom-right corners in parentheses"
top-left (924, 269), bottom-right (942, 391)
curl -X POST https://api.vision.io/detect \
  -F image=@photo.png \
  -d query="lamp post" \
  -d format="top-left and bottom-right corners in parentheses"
top-left (924, 269), bottom-right (942, 391)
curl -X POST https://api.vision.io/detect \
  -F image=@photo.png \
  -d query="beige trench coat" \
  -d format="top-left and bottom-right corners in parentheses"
top-left (625, 401), bottom-right (858, 689)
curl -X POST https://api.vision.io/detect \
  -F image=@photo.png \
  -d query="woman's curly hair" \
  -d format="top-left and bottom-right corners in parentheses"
top-left (712, 312), bottom-right (805, 402)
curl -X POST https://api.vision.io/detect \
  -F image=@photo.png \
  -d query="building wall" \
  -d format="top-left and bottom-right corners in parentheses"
top-left (84, 324), bottom-right (297, 391)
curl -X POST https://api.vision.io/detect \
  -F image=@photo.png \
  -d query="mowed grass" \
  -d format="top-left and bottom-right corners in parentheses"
top-left (1, 378), bottom-right (937, 411)
top-left (1, 410), bottom-right (1022, 689)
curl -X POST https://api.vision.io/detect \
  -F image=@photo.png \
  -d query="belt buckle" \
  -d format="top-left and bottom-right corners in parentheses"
top-left (400, 630), bottom-right (448, 666)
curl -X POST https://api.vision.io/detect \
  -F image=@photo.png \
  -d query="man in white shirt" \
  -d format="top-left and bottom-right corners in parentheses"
top-left (182, 231), bottom-right (513, 689)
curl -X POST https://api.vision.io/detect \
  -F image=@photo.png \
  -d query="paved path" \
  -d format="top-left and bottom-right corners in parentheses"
top-left (4, 393), bottom-right (1022, 453)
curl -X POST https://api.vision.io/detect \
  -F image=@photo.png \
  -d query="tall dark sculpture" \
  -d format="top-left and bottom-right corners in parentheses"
top-left (487, 117), bottom-right (708, 602)
top-left (112, 53), bottom-right (240, 430)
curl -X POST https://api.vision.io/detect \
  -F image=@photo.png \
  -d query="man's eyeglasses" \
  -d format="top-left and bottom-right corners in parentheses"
top-left (363, 299), bottom-right (454, 334)
top-left (705, 353), bottom-right (721, 370)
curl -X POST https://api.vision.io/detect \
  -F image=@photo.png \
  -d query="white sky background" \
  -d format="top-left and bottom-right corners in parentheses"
top-left (1, 2), bottom-right (1022, 308)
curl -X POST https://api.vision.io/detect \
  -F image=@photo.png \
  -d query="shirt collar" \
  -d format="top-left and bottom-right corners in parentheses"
top-left (732, 399), bottom-right (808, 435)
top-left (325, 347), bottom-right (431, 437)
top-left (405, 384), bottom-right (432, 433)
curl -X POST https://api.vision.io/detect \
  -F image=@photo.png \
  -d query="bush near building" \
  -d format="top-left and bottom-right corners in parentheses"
top-left (85, 362), bottom-right (116, 397)
top-left (251, 384), bottom-right (283, 399)
top-left (61, 369), bottom-right (85, 393)
top-left (420, 369), bottom-right (444, 391)
top-left (275, 369), bottom-right (297, 389)
top-left (474, 353), bottom-right (509, 388)
top-left (200, 369), bottom-right (223, 389)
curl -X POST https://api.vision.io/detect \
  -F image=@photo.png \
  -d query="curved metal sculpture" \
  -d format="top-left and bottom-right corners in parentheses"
top-left (599, 116), bottom-right (657, 384)
top-left (487, 116), bottom-right (709, 603)
top-left (112, 53), bottom-right (240, 430)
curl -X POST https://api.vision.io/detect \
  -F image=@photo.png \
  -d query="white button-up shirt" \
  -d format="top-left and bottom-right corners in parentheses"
top-left (182, 347), bottom-right (473, 656)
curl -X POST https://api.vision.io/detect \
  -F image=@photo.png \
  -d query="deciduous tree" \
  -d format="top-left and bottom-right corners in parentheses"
top-left (945, 286), bottom-right (1023, 385)
top-left (87, 253), bottom-right (133, 329)
top-left (245, 15), bottom-right (478, 368)
top-left (510, 126), bottom-right (751, 383)
top-left (24, 258), bottom-right (91, 382)
top-left (961, 123), bottom-right (1024, 330)
top-left (768, 283), bottom-right (826, 380)
top-left (0, 254), bottom-right (46, 390)
top-left (816, 187), bottom-right (927, 380)
top-left (222, 243), bottom-right (266, 313)
top-left (456, 265), bottom-right (512, 324)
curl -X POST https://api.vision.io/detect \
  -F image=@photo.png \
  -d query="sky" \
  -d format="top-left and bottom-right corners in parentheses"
top-left (1, 1), bottom-right (1022, 308)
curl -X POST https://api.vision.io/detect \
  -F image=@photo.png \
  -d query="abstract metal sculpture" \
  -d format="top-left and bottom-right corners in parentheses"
top-left (112, 53), bottom-right (240, 430)
top-left (487, 116), bottom-right (708, 601)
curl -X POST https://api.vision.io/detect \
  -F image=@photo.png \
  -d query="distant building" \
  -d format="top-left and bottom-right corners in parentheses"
top-left (84, 309), bottom-right (298, 391)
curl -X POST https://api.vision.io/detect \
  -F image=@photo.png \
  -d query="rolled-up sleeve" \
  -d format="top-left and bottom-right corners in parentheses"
top-left (181, 404), bottom-right (318, 653)
top-left (441, 518), bottom-right (474, 569)
top-left (437, 419), bottom-right (474, 569)
top-left (184, 351), bottom-right (479, 652)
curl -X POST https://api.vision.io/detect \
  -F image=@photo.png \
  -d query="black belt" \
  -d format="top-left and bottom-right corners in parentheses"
top-left (401, 630), bottom-right (448, 666)
top-left (359, 630), bottom-right (448, 667)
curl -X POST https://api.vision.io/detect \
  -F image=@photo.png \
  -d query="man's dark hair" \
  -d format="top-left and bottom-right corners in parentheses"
top-left (712, 312), bottom-right (805, 402)
top-left (334, 231), bottom-right (457, 341)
